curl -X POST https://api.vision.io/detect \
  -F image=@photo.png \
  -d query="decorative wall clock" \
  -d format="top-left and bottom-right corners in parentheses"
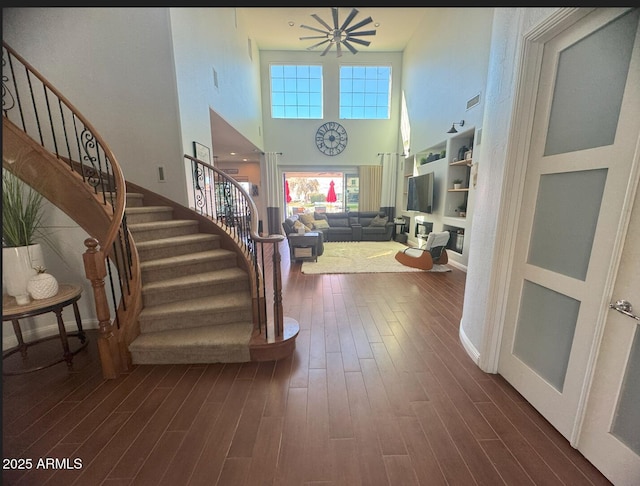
top-left (315, 122), bottom-right (348, 156)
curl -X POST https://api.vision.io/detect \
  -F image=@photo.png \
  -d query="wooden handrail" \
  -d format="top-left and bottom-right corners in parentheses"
top-left (2, 42), bottom-right (126, 250)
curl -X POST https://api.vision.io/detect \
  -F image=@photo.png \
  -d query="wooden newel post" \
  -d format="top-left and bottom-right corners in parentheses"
top-left (83, 237), bottom-right (122, 379)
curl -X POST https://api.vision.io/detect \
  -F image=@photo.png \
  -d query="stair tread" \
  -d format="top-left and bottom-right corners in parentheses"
top-left (126, 206), bottom-right (173, 213)
top-left (129, 322), bottom-right (253, 349)
top-left (139, 292), bottom-right (251, 318)
top-left (142, 267), bottom-right (247, 292)
top-left (128, 219), bottom-right (198, 230)
top-left (135, 233), bottom-right (220, 249)
top-left (140, 248), bottom-right (234, 269)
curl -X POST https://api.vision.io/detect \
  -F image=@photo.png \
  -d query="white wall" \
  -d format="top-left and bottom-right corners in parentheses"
top-left (3, 7), bottom-right (186, 204)
top-left (259, 50), bottom-right (404, 168)
top-left (460, 8), bottom-right (560, 361)
top-left (170, 7), bottom-right (264, 188)
top-left (402, 8), bottom-right (494, 155)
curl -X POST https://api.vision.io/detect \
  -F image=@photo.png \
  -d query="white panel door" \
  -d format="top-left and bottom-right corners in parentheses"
top-left (498, 7), bottom-right (640, 441)
top-left (578, 191), bottom-right (640, 485)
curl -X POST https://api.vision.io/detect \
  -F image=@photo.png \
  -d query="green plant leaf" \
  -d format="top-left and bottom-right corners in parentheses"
top-left (2, 170), bottom-right (45, 247)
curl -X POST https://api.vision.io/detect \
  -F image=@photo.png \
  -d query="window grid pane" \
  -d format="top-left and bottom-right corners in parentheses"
top-left (271, 64), bottom-right (323, 119)
top-left (340, 65), bottom-right (391, 119)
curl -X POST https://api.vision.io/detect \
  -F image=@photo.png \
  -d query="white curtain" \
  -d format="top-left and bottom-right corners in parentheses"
top-left (380, 153), bottom-right (399, 208)
top-left (264, 152), bottom-right (281, 207)
top-left (262, 152), bottom-right (282, 234)
top-left (359, 165), bottom-right (383, 211)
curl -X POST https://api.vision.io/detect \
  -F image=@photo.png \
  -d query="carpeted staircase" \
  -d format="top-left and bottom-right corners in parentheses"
top-left (125, 192), bottom-right (254, 364)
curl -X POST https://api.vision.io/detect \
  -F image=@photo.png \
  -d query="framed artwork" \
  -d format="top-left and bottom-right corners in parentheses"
top-left (193, 141), bottom-right (211, 164)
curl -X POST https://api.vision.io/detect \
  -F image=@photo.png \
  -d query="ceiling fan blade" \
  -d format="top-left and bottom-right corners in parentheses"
top-left (344, 16), bottom-right (373, 33)
top-left (311, 13), bottom-right (333, 32)
top-left (342, 39), bottom-right (359, 55)
top-left (320, 42), bottom-right (333, 57)
top-left (299, 35), bottom-right (329, 40)
top-left (332, 7), bottom-right (339, 30)
top-left (300, 24), bottom-right (330, 35)
top-left (345, 37), bottom-right (371, 47)
top-left (306, 39), bottom-right (331, 50)
top-left (340, 8), bottom-right (359, 31)
top-left (347, 30), bottom-right (377, 37)
top-left (336, 40), bottom-right (342, 57)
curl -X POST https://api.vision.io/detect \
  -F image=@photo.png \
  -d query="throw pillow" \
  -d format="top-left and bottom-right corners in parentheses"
top-left (312, 219), bottom-right (330, 229)
top-left (299, 213), bottom-right (316, 227)
top-left (293, 220), bottom-right (311, 233)
top-left (369, 214), bottom-right (388, 227)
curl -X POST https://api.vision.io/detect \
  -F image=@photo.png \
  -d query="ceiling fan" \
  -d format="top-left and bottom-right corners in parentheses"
top-left (299, 7), bottom-right (376, 57)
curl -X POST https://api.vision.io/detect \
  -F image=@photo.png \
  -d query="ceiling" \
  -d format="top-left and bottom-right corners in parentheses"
top-left (239, 7), bottom-right (429, 52)
top-left (211, 7), bottom-right (430, 166)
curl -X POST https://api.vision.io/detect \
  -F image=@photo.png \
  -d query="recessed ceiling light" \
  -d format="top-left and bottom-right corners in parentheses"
top-left (230, 152), bottom-right (236, 155)
top-left (374, 22), bottom-right (380, 27)
top-left (288, 21), bottom-right (294, 27)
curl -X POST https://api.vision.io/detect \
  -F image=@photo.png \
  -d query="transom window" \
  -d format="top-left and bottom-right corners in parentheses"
top-left (270, 64), bottom-right (323, 119)
top-left (339, 65), bottom-right (391, 119)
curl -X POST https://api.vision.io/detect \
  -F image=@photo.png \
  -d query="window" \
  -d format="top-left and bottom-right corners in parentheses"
top-left (340, 65), bottom-right (391, 119)
top-left (270, 64), bottom-right (323, 119)
top-left (283, 172), bottom-right (347, 215)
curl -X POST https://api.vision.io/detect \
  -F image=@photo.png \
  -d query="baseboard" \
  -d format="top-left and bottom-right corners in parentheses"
top-left (447, 259), bottom-right (467, 272)
top-left (2, 319), bottom-right (99, 351)
top-left (459, 321), bottom-right (480, 365)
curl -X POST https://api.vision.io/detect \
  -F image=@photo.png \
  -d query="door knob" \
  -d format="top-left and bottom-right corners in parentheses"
top-left (609, 299), bottom-right (640, 321)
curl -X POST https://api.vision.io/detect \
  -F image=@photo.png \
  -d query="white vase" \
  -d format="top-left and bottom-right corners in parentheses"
top-left (2, 244), bottom-right (45, 305)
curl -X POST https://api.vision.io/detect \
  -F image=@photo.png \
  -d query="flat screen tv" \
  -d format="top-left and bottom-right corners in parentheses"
top-left (407, 172), bottom-right (434, 213)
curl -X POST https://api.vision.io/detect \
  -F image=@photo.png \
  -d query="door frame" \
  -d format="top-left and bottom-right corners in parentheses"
top-left (479, 6), bottom-right (640, 445)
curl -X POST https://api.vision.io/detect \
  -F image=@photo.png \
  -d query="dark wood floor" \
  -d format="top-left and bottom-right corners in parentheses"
top-left (2, 241), bottom-right (612, 485)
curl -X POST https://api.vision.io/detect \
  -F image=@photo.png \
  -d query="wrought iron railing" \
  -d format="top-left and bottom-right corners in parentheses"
top-left (187, 155), bottom-right (286, 340)
top-left (2, 42), bottom-right (135, 377)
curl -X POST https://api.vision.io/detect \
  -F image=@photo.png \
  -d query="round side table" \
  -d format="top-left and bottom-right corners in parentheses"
top-left (2, 284), bottom-right (88, 375)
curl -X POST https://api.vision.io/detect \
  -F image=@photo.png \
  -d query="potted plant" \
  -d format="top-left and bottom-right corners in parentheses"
top-left (2, 169), bottom-right (47, 304)
top-left (452, 178), bottom-right (464, 190)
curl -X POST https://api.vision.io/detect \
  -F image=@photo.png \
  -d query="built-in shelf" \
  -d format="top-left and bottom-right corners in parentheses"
top-left (443, 216), bottom-right (467, 226)
top-left (400, 126), bottom-right (479, 266)
top-left (449, 159), bottom-right (473, 167)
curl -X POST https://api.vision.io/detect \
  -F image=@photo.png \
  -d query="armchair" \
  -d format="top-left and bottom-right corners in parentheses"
top-left (394, 231), bottom-right (450, 270)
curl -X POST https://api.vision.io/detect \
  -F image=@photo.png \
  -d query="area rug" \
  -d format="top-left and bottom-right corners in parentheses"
top-left (300, 240), bottom-right (451, 275)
